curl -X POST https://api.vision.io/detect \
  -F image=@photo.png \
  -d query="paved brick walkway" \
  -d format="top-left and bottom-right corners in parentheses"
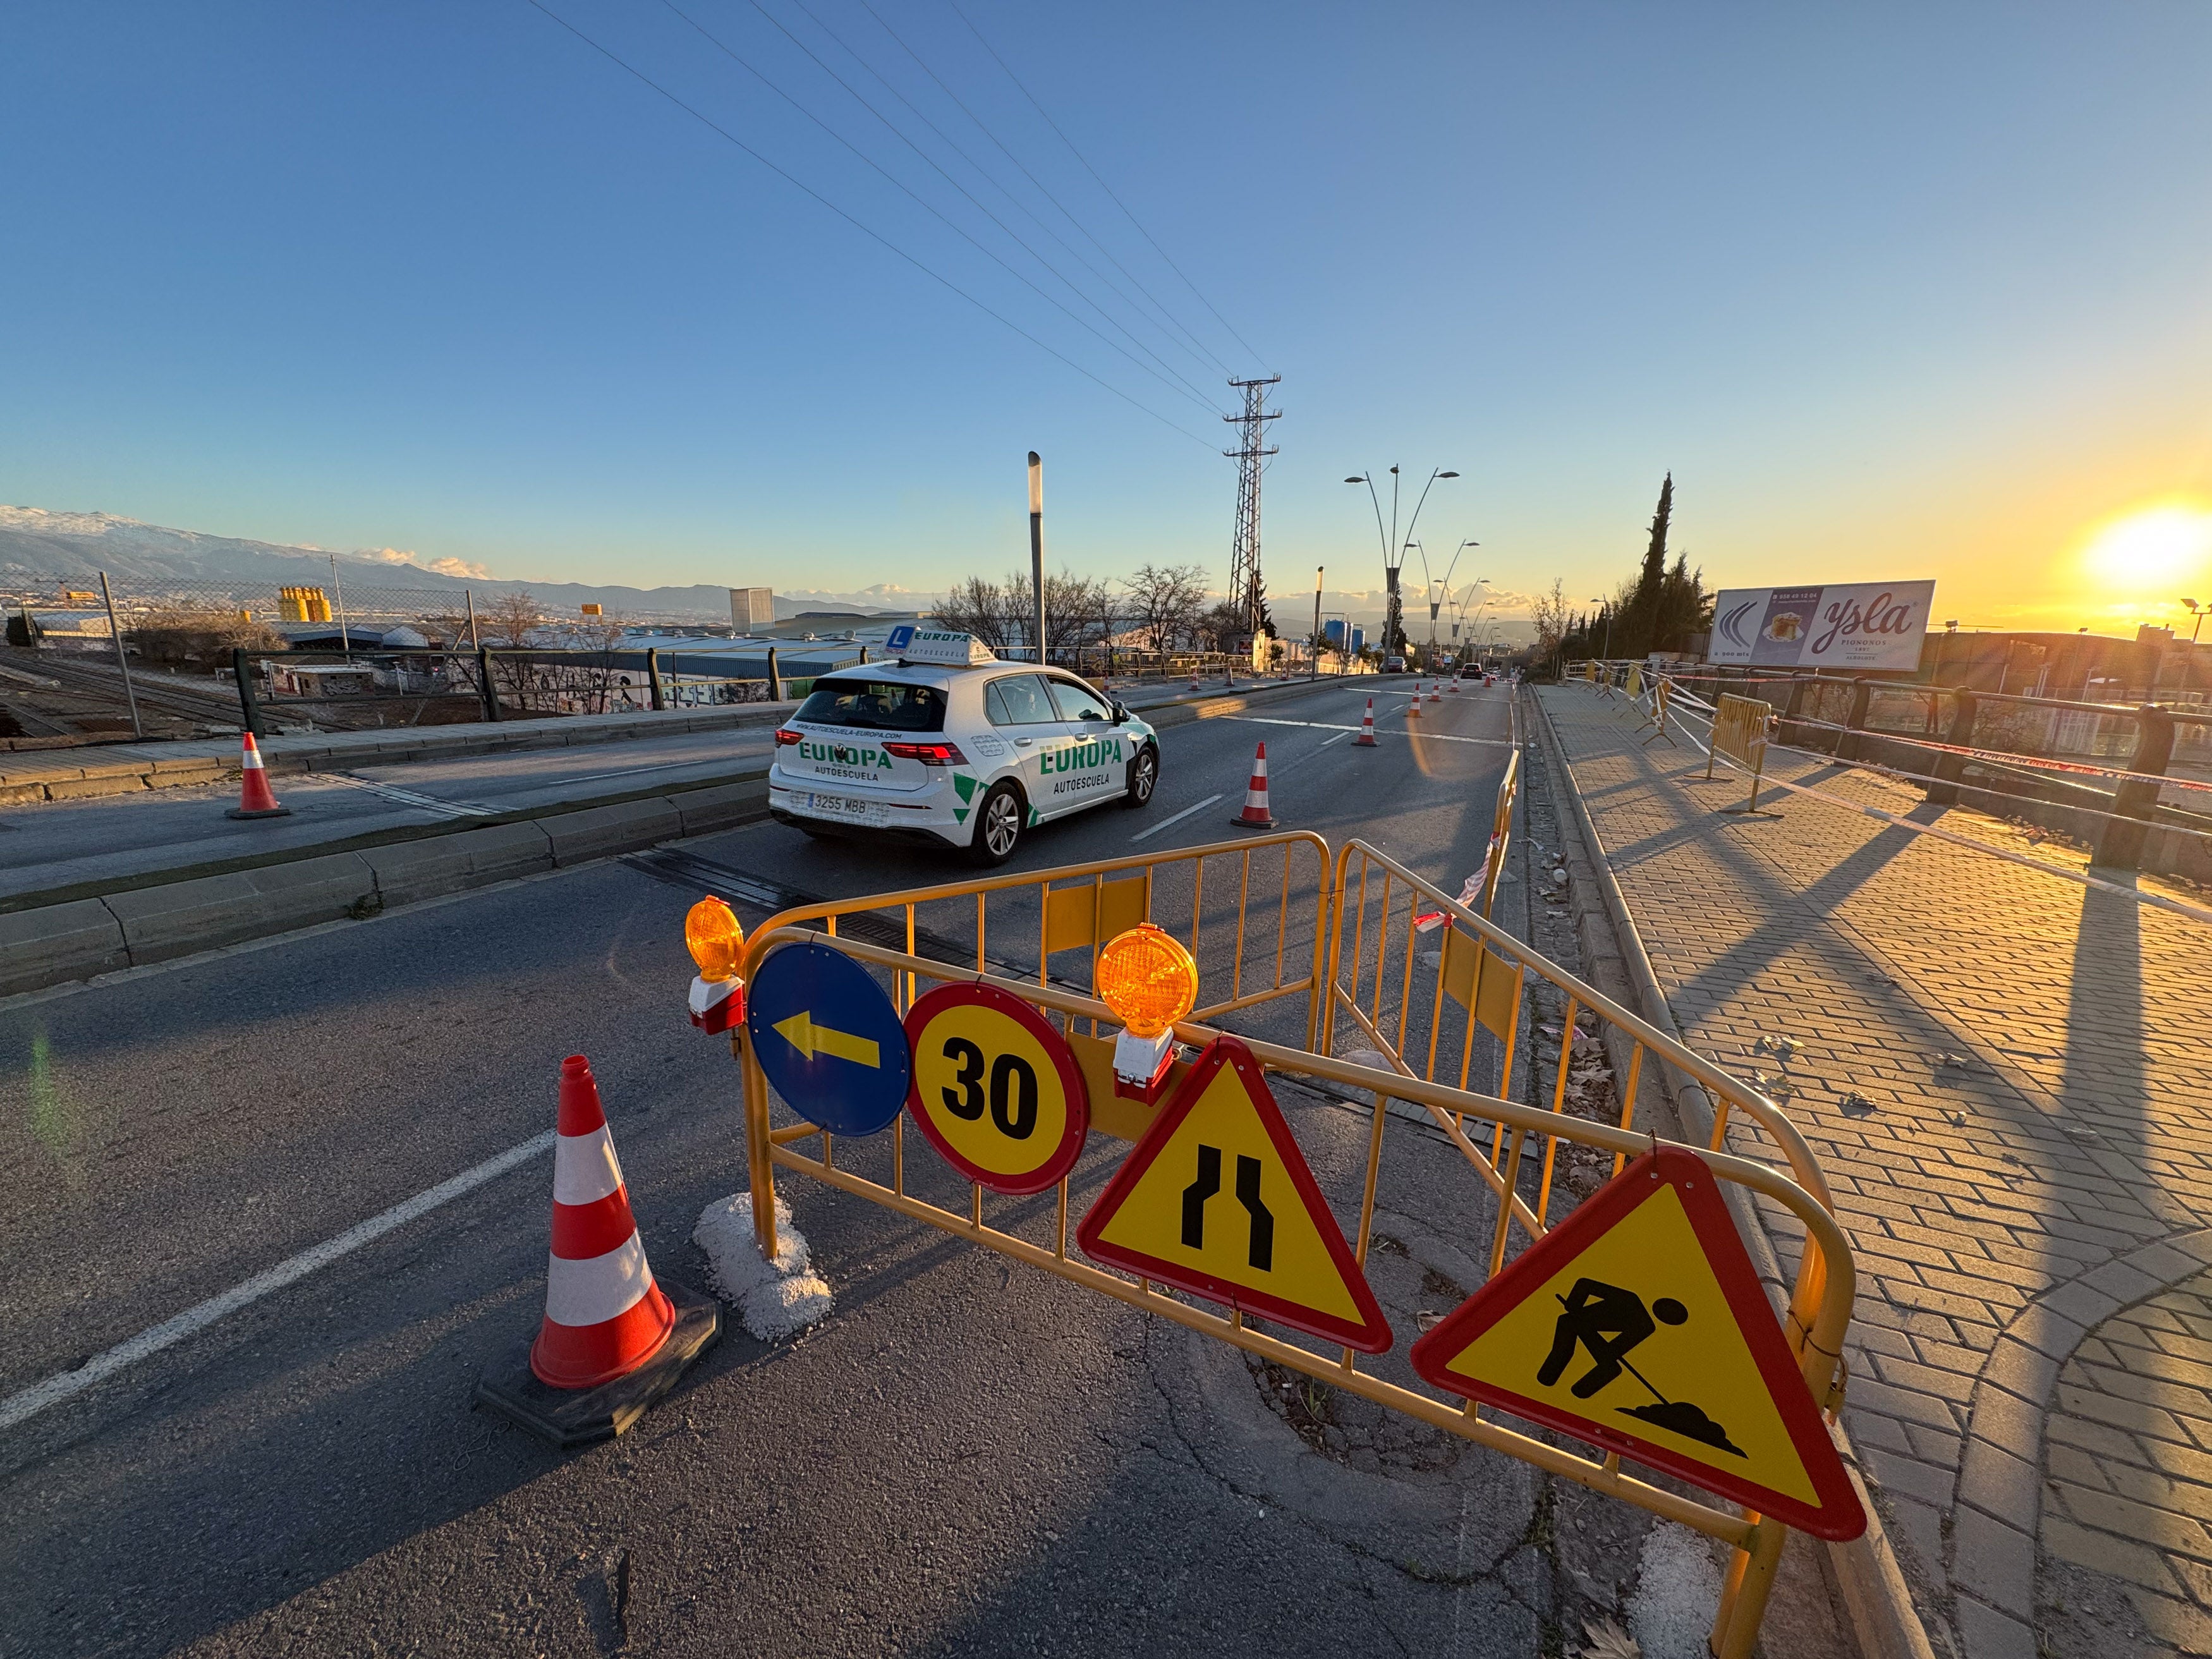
top-left (1536, 684), bottom-right (2212, 1659)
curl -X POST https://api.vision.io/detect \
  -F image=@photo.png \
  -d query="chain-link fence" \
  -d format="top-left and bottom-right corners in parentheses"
top-left (1, 571), bottom-right (868, 743)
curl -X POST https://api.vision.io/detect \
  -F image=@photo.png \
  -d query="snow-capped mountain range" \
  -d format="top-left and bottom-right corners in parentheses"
top-left (0, 506), bottom-right (928, 620)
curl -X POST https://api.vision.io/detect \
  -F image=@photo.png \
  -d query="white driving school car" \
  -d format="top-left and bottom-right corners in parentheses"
top-left (767, 626), bottom-right (1160, 864)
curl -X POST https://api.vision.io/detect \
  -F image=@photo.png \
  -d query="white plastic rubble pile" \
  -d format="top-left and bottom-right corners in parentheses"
top-left (693, 1192), bottom-right (834, 1341)
top-left (1626, 1519), bottom-right (1726, 1658)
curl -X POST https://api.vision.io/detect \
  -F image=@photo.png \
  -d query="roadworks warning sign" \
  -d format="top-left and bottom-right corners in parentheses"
top-left (1077, 1035), bottom-right (1392, 1353)
top-left (1409, 1145), bottom-right (1864, 1540)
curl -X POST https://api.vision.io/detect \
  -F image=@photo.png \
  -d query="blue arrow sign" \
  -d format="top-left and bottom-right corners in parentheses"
top-left (745, 943), bottom-right (911, 1136)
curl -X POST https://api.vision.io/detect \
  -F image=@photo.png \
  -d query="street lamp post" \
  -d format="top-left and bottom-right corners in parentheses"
top-left (2175, 598), bottom-right (2209, 701)
top-left (1311, 565), bottom-right (1324, 681)
top-left (1346, 466), bottom-right (1459, 664)
top-left (1414, 538), bottom-right (1480, 666)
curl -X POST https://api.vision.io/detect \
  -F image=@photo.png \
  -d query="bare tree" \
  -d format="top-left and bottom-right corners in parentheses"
top-left (1195, 599), bottom-right (1245, 655)
top-left (476, 588), bottom-right (545, 648)
top-left (1529, 578), bottom-right (1572, 676)
top-left (931, 576), bottom-right (1018, 651)
top-left (470, 588), bottom-right (552, 712)
top-left (1122, 562), bottom-right (1208, 653)
top-left (127, 602), bottom-right (284, 669)
top-left (933, 568), bottom-right (1119, 664)
top-left (1043, 569), bottom-right (1116, 660)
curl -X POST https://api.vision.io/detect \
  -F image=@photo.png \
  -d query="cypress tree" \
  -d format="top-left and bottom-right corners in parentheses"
top-left (1620, 473), bottom-right (1672, 656)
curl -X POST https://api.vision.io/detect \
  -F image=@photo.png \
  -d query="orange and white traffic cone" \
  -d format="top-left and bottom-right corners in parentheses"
top-left (1407, 684), bottom-right (1422, 718)
top-left (1426, 681), bottom-right (1442, 702)
top-left (476, 1054), bottom-right (720, 1447)
top-left (533, 1055), bottom-right (674, 1387)
top-left (226, 732), bottom-right (291, 820)
top-left (1354, 698), bottom-right (1378, 747)
top-left (1189, 668), bottom-right (1201, 691)
top-left (1229, 741), bottom-right (1276, 829)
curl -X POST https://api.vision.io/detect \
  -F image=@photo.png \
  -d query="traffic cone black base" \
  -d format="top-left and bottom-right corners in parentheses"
top-left (475, 1279), bottom-right (720, 1450)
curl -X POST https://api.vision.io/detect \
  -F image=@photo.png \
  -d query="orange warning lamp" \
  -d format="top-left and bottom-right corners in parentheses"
top-left (1097, 924), bottom-right (1197, 1038)
top-left (686, 896), bottom-right (745, 981)
top-left (1097, 924), bottom-right (1196, 1102)
top-left (684, 896), bottom-right (747, 1035)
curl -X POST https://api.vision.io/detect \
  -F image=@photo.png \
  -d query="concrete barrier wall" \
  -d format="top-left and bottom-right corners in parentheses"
top-left (1, 779), bottom-right (772, 999)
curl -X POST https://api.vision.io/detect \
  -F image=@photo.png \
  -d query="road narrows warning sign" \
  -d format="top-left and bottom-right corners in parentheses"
top-left (1407, 1145), bottom-right (1865, 1540)
top-left (1076, 1035), bottom-right (1392, 1353)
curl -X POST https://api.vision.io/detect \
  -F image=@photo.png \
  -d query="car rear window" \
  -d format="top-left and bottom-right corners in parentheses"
top-left (794, 679), bottom-right (946, 732)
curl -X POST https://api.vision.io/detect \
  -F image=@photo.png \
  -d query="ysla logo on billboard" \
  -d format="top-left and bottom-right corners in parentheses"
top-left (1709, 581), bottom-right (1936, 672)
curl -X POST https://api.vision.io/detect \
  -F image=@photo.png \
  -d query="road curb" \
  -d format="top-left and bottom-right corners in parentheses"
top-left (1524, 686), bottom-right (1938, 1659)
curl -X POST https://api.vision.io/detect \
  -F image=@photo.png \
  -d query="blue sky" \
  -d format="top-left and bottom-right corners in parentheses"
top-left (6, 2), bottom-right (2210, 626)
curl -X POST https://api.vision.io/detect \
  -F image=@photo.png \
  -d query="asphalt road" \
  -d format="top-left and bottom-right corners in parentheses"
top-left (0, 678), bottom-right (1842, 1657)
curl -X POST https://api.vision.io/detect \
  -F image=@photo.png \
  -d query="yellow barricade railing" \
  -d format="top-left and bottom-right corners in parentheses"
top-left (721, 823), bottom-right (1854, 1658)
top-left (1708, 691), bottom-right (1773, 811)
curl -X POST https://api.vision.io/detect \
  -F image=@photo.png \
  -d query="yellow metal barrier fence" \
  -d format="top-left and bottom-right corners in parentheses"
top-left (721, 827), bottom-right (1855, 1659)
top-left (1708, 691), bottom-right (1774, 812)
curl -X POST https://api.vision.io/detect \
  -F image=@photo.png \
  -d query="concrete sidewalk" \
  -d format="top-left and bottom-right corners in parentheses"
top-left (1534, 684), bottom-right (2212, 1659)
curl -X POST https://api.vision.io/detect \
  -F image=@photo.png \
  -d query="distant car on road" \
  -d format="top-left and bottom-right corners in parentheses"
top-left (769, 628), bottom-right (1160, 866)
top-left (1383, 655), bottom-right (1406, 674)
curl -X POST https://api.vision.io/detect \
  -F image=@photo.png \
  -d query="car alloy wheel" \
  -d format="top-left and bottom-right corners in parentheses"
top-left (1125, 744), bottom-right (1157, 807)
top-left (973, 783), bottom-right (1023, 864)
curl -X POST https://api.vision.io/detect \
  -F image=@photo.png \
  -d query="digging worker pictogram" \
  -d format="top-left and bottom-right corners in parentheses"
top-left (1537, 1277), bottom-right (1744, 1456)
top-left (1540, 1278), bottom-right (1687, 1398)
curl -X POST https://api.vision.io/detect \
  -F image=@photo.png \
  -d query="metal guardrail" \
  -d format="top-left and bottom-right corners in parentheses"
top-left (717, 820), bottom-right (1855, 1658)
top-left (1571, 659), bottom-right (2212, 872)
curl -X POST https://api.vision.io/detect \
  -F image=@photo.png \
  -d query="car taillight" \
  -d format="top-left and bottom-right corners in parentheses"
top-left (774, 727), bottom-right (802, 746)
top-left (883, 740), bottom-right (966, 766)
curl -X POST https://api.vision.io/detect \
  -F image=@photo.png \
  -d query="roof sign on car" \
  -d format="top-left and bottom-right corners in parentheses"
top-left (888, 625), bottom-right (997, 666)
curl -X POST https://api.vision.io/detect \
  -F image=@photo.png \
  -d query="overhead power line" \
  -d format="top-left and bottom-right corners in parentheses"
top-left (658, 0), bottom-right (1226, 419)
top-left (779, 0), bottom-right (1229, 393)
top-left (518, 0), bottom-right (1215, 447)
top-left (851, 0), bottom-right (1239, 382)
top-left (945, 0), bottom-right (1270, 374)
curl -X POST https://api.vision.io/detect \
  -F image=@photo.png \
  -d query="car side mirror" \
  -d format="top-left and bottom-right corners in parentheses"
top-left (1110, 702), bottom-right (1128, 724)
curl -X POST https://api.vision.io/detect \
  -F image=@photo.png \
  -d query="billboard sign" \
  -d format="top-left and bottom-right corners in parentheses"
top-left (1707, 581), bottom-right (1936, 672)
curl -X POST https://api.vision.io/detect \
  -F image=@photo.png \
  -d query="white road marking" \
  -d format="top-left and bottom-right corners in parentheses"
top-left (1131, 792), bottom-right (1225, 842)
top-left (0, 1129), bottom-right (557, 1434)
top-left (1223, 715), bottom-right (1515, 749)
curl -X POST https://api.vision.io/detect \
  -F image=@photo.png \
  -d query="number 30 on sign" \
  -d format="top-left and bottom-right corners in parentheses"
top-left (902, 983), bottom-right (1091, 1194)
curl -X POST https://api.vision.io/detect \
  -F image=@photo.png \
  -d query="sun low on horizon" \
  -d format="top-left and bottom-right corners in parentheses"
top-left (2066, 499), bottom-right (2212, 626)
